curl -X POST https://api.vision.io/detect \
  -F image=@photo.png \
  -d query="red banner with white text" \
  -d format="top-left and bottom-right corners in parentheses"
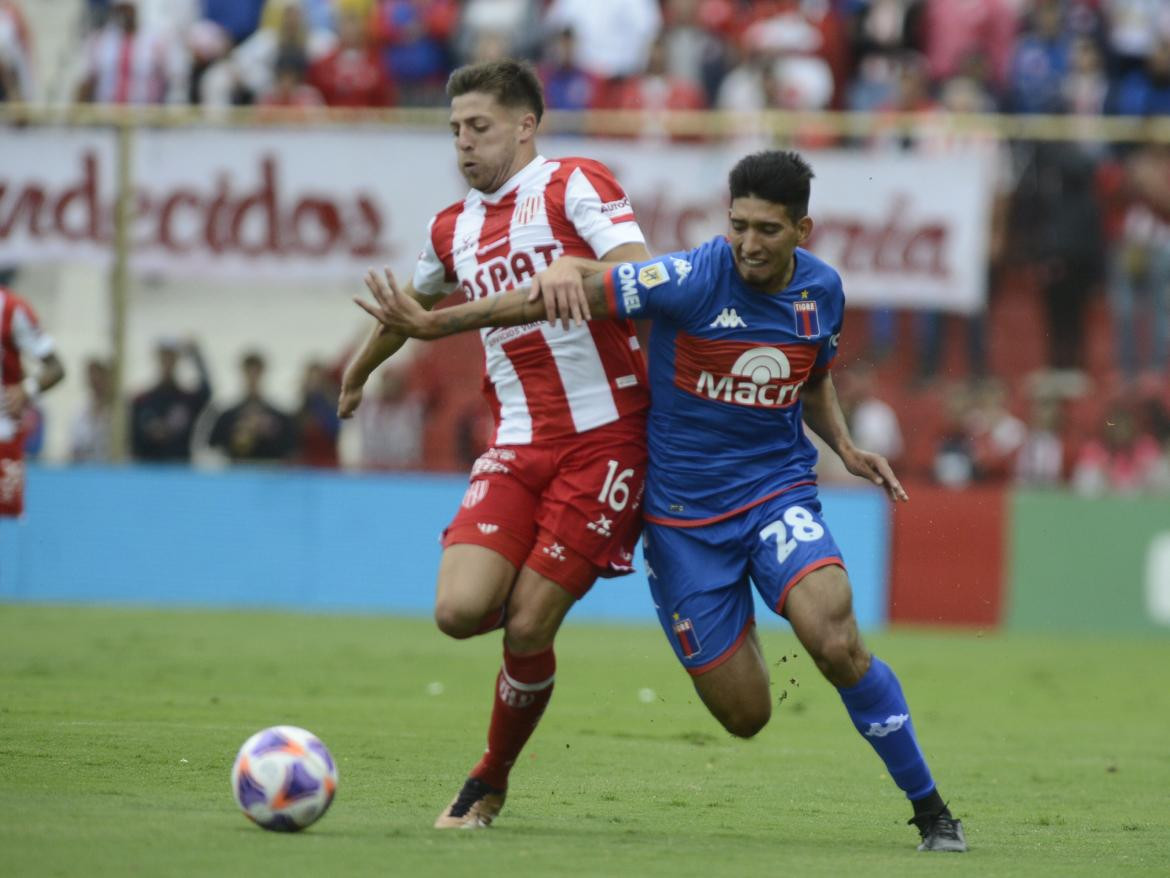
top-left (0, 127), bottom-right (992, 311)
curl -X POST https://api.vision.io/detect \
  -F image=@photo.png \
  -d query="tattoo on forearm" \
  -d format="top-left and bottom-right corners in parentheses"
top-left (431, 293), bottom-right (542, 336)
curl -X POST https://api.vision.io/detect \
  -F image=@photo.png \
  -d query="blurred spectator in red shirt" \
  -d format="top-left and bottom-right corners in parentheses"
top-left (922, 0), bottom-right (1018, 95)
top-left (604, 35), bottom-right (706, 111)
top-left (1072, 403), bottom-right (1165, 495)
top-left (309, 9), bottom-right (397, 107)
top-left (739, 0), bottom-right (847, 109)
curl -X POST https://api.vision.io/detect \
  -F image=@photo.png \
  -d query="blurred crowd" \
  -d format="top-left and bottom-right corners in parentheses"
top-left (3, 0), bottom-right (1169, 492)
top-left (0, 0), bottom-right (1168, 118)
top-left (0, 330), bottom-right (1147, 495)
top-left (824, 365), bottom-right (1170, 494)
top-left (57, 336), bottom-right (468, 472)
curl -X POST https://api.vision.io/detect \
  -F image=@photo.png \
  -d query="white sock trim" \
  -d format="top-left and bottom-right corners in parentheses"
top-left (501, 668), bottom-right (555, 692)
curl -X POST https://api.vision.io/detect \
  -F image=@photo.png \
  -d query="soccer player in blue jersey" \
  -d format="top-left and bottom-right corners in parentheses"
top-left (356, 150), bottom-right (967, 852)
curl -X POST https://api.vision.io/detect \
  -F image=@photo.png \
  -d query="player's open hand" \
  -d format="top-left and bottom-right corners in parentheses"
top-left (528, 257), bottom-right (590, 330)
top-left (355, 267), bottom-right (436, 339)
top-left (841, 447), bottom-right (909, 503)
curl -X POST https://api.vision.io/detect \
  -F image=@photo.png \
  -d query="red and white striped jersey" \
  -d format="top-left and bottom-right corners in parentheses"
top-left (412, 155), bottom-right (650, 445)
top-left (0, 287), bottom-right (55, 441)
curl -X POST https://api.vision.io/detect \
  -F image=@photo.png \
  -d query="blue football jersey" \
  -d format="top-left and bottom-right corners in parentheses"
top-left (603, 236), bottom-right (845, 525)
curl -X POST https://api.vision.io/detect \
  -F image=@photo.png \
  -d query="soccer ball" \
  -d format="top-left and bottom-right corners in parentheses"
top-left (231, 725), bottom-right (338, 832)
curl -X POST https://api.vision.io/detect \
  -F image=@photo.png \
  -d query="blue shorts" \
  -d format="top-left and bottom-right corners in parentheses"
top-left (644, 488), bottom-right (844, 675)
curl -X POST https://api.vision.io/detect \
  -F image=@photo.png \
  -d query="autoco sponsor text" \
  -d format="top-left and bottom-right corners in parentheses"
top-left (600, 196), bottom-right (631, 216)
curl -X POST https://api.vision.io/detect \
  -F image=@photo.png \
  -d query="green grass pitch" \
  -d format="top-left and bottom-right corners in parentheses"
top-left (2, 604), bottom-right (1168, 877)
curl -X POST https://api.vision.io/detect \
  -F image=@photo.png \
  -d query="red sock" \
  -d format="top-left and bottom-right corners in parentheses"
top-left (469, 644), bottom-right (556, 790)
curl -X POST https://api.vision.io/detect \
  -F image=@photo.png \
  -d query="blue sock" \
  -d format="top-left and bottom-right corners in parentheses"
top-left (837, 656), bottom-right (935, 801)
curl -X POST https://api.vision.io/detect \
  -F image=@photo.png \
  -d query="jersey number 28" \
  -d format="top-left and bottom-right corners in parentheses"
top-left (759, 506), bottom-right (825, 564)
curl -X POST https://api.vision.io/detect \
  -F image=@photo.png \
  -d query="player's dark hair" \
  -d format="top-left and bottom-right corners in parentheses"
top-left (447, 59), bottom-right (545, 124)
top-left (728, 151), bottom-right (815, 220)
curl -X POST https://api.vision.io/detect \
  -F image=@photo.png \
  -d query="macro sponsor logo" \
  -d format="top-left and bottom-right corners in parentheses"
top-left (694, 346), bottom-right (804, 408)
top-left (864, 713), bottom-right (909, 738)
top-left (615, 262), bottom-right (641, 312)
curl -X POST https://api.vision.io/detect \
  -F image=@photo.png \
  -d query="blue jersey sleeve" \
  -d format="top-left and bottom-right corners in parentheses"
top-left (813, 273), bottom-right (846, 372)
top-left (604, 250), bottom-right (703, 322)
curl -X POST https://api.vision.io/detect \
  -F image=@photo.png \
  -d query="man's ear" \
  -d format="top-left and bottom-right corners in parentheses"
top-left (797, 215), bottom-right (814, 244)
top-left (518, 111), bottom-right (538, 143)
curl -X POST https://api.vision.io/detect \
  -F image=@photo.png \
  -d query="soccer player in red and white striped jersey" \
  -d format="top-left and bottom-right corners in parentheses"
top-left (339, 59), bottom-right (650, 829)
top-left (1, 286), bottom-right (65, 518)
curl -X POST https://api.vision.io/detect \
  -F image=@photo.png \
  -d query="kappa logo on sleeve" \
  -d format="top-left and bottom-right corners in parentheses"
top-left (637, 262), bottom-right (669, 289)
top-left (671, 257), bottom-right (692, 283)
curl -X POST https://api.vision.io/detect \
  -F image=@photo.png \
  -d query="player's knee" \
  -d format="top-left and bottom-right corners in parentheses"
top-left (812, 628), bottom-right (866, 686)
top-left (504, 610), bottom-right (558, 653)
top-left (433, 599), bottom-right (480, 640)
top-left (721, 699), bottom-right (772, 739)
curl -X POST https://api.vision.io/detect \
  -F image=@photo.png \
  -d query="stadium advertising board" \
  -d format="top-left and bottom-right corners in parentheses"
top-left (0, 467), bottom-right (889, 629)
top-left (0, 128), bottom-right (992, 311)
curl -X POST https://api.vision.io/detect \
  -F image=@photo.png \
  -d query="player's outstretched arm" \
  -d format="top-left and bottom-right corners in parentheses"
top-left (339, 277), bottom-right (444, 418)
top-left (528, 242), bottom-right (650, 330)
top-left (801, 371), bottom-right (909, 502)
top-left (355, 266), bottom-right (612, 341)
